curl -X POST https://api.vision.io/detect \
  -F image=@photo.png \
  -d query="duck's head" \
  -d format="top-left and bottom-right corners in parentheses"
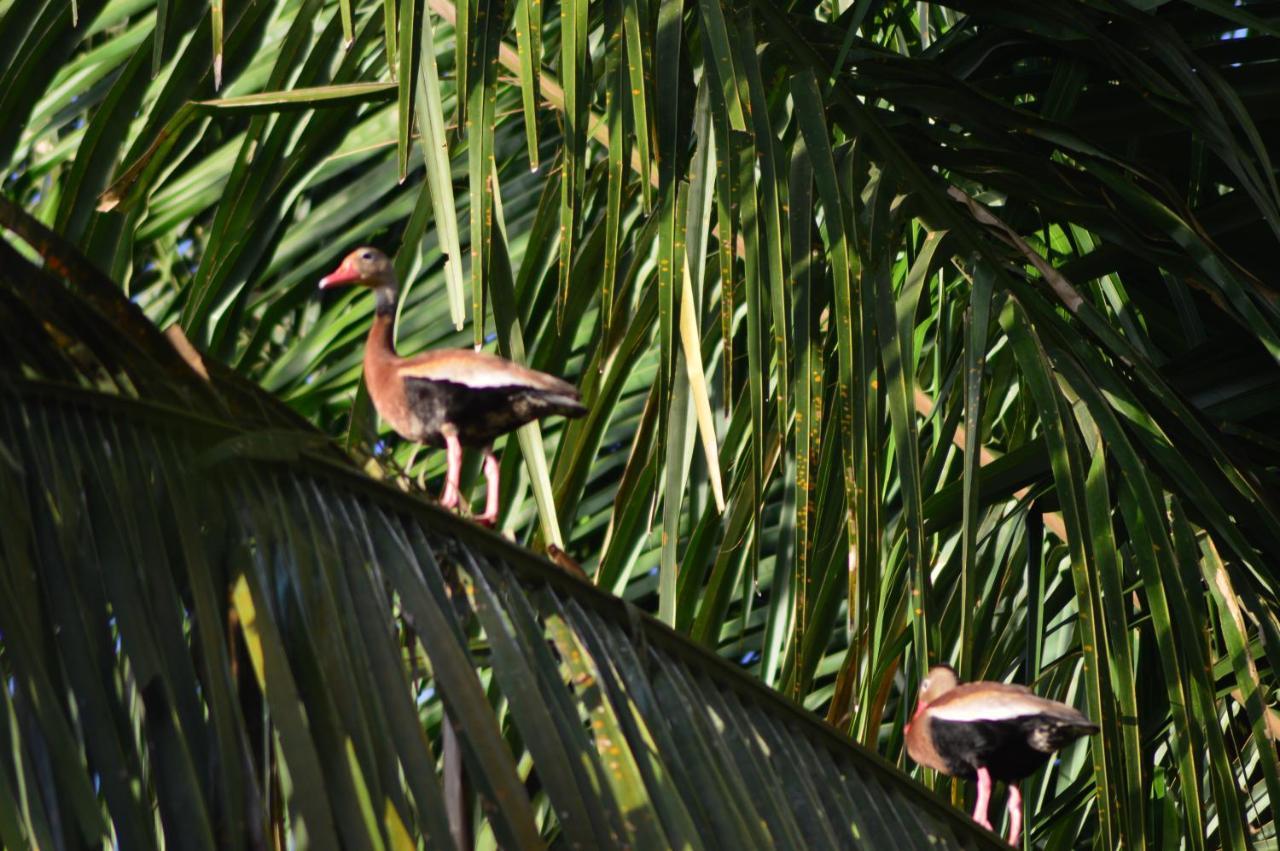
top-left (318, 247), bottom-right (395, 290)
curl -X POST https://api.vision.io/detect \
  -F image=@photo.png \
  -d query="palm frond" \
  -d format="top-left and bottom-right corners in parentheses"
top-left (0, 217), bottom-right (998, 847)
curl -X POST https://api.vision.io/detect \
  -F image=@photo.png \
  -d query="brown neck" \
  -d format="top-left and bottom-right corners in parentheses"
top-left (366, 285), bottom-right (400, 366)
top-left (367, 310), bottom-right (396, 354)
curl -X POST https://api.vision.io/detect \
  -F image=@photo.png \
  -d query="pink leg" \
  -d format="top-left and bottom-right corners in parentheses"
top-left (1005, 783), bottom-right (1023, 847)
top-left (439, 431), bottom-right (463, 509)
top-left (972, 766), bottom-right (994, 832)
top-left (475, 450), bottom-right (501, 526)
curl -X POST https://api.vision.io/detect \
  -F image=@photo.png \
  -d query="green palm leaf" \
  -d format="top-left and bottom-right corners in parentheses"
top-left (3, 0), bottom-right (1279, 843)
top-left (0, 212), bottom-right (998, 847)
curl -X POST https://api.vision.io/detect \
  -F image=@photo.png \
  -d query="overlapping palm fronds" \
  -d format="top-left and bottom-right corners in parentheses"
top-left (0, 200), bottom-right (1003, 848)
top-left (3, 0), bottom-right (1279, 844)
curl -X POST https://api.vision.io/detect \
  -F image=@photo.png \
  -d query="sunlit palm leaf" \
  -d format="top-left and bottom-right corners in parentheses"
top-left (0, 222), bottom-right (999, 848)
top-left (2, 0), bottom-right (1279, 844)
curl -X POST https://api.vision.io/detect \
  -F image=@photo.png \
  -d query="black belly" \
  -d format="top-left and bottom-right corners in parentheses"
top-left (930, 717), bottom-right (1058, 782)
top-left (404, 378), bottom-right (580, 447)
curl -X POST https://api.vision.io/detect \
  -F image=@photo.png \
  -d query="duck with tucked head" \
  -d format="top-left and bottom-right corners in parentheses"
top-left (905, 664), bottom-right (1099, 846)
top-left (319, 247), bottom-right (586, 525)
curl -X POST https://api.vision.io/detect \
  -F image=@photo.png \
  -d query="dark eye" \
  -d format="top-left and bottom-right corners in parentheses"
top-left (361, 251), bottom-right (374, 261)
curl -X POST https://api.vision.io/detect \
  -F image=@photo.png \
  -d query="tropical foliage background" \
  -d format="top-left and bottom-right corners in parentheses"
top-left (2, 0), bottom-right (1279, 846)
top-left (0, 210), bottom-right (999, 850)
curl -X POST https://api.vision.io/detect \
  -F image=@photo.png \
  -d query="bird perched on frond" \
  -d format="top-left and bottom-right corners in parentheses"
top-left (906, 664), bottom-right (1099, 846)
top-left (319, 247), bottom-right (585, 525)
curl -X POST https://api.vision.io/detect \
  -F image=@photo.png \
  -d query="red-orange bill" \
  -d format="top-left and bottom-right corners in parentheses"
top-left (318, 260), bottom-right (360, 289)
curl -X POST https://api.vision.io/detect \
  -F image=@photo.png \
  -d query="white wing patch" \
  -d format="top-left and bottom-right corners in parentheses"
top-left (928, 701), bottom-right (1042, 723)
top-left (398, 351), bottom-right (576, 393)
top-left (925, 683), bottom-right (1068, 723)
top-left (399, 361), bottom-right (515, 389)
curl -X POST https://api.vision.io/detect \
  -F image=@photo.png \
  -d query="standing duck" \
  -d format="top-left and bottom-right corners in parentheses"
top-left (905, 665), bottom-right (1098, 846)
top-left (319, 247), bottom-right (586, 524)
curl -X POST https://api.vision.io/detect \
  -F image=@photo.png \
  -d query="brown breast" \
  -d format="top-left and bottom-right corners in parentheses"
top-left (905, 713), bottom-right (949, 774)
